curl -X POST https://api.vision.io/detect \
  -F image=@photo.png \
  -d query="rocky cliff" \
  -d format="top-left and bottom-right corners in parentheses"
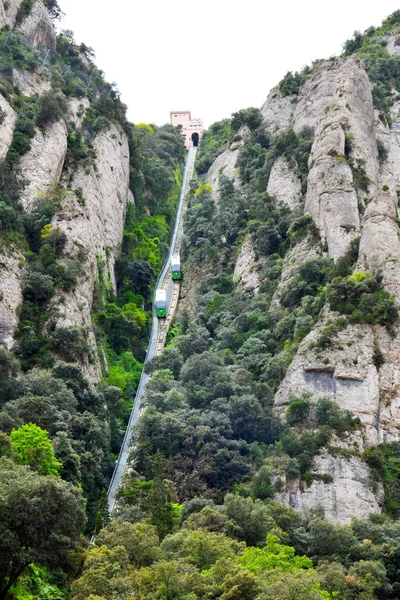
top-left (0, 1), bottom-right (132, 379)
top-left (199, 35), bottom-right (400, 522)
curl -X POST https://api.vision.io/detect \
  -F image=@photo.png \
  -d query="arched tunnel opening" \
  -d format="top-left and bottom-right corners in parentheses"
top-left (191, 132), bottom-right (199, 147)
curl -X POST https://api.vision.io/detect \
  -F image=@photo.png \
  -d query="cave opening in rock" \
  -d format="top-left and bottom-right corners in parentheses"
top-left (191, 132), bottom-right (199, 147)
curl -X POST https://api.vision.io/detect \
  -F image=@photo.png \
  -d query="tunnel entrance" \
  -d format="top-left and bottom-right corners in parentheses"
top-left (191, 132), bottom-right (199, 147)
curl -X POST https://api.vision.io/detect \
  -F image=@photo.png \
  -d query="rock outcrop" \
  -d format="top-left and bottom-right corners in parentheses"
top-left (206, 145), bottom-right (240, 199)
top-left (17, 0), bottom-right (56, 52)
top-left (19, 119), bottom-right (68, 209)
top-left (52, 124), bottom-right (131, 380)
top-left (300, 58), bottom-right (377, 260)
top-left (0, 247), bottom-right (24, 349)
top-left (0, 94), bottom-right (16, 160)
top-left (0, 0), bottom-right (22, 29)
top-left (233, 235), bottom-right (263, 294)
top-left (202, 52), bottom-right (400, 522)
top-left (270, 56), bottom-right (400, 520)
top-left (205, 128), bottom-right (249, 200)
top-left (12, 68), bottom-right (51, 96)
top-left (267, 155), bottom-right (302, 210)
top-left (67, 98), bottom-right (90, 128)
top-left (261, 86), bottom-right (295, 134)
top-left (0, 4), bottom-right (134, 383)
top-left (277, 452), bottom-right (383, 524)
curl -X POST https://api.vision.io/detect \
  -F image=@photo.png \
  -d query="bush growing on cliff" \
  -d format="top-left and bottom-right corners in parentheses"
top-left (364, 442), bottom-right (400, 517)
top-left (314, 397), bottom-right (360, 431)
top-left (195, 118), bottom-right (231, 174)
top-left (278, 66), bottom-right (313, 96)
top-left (327, 272), bottom-right (398, 330)
top-left (231, 107), bottom-right (263, 132)
top-left (286, 394), bottom-right (311, 425)
top-left (237, 126), bottom-right (313, 192)
top-left (15, 0), bottom-right (35, 24)
top-left (36, 92), bottom-right (65, 129)
top-left (341, 12), bottom-right (400, 121)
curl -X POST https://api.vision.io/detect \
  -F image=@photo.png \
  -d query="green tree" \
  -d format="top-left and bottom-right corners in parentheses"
top-left (223, 493), bottom-right (274, 546)
top-left (238, 535), bottom-right (313, 574)
top-left (96, 520), bottom-right (161, 568)
top-left (160, 528), bottom-right (244, 570)
top-left (258, 569), bottom-right (329, 599)
top-left (0, 458), bottom-right (85, 600)
top-left (70, 545), bottom-right (131, 600)
top-left (148, 452), bottom-right (175, 540)
top-left (10, 423), bottom-right (61, 476)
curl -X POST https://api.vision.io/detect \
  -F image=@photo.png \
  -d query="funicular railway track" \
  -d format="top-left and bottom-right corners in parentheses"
top-left (106, 147), bottom-right (197, 512)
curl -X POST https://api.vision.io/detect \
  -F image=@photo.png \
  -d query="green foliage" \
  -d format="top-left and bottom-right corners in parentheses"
top-left (327, 272), bottom-right (398, 330)
top-left (373, 337), bottom-right (386, 369)
top-left (43, 0), bottom-right (62, 20)
top-left (15, 0), bottom-right (35, 23)
top-left (313, 317), bottom-right (347, 350)
top-left (238, 534), bottom-right (313, 573)
top-left (280, 258), bottom-right (332, 309)
top-left (98, 302), bottom-right (147, 354)
top-left (286, 393), bottom-right (311, 425)
top-left (6, 96), bottom-right (39, 163)
top-left (364, 442), bottom-right (400, 516)
top-left (341, 12), bottom-right (400, 121)
top-left (36, 92), bottom-right (65, 130)
top-left (278, 66), bottom-right (314, 96)
top-left (106, 351), bottom-right (142, 401)
top-left (237, 126), bottom-right (313, 192)
top-left (231, 107), bottom-right (263, 132)
top-left (10, 423), bottom-right (62, 476)
top-left (0, 457), bottom-right (85, 599)
top-left (288, 214), bottom-right (319, 246)
top-left (14, 187), bottom-right (86, 370)
top-left (9, 564), bottom-right (67, 600)
top-left (314, 398), bottom-right (360, 431)
top-left (96, 520), bottom-right (160, 568)
top-left (195, 118), bottom-right (231, 174)
top-left (148, 452), bottom-right (176, 540)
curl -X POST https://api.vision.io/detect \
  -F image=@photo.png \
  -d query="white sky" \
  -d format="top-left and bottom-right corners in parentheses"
top-left (58, 0), bottom-right (400, 128)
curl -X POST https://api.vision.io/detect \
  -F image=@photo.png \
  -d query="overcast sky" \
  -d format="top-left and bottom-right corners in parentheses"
top-left (58, 1), bottom-right (400, 128)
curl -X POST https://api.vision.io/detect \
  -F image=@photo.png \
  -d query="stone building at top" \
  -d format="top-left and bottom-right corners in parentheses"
top-left (170, 111), bottom-right (204, 150)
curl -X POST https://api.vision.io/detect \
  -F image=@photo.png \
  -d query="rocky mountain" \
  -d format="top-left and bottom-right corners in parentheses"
top-left (0, 0), bottom-right (185, 558)
top-left (0, 0), bottom-right (130, 378)
top-left (181, 19), bottom-right (400, 524)
top-left (5, 5), bottom-right (400, 599)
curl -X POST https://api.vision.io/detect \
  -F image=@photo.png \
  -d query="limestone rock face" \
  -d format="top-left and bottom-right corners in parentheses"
top-left (0, 248), bottom-right (24, 349)
top-left (277, 453), bottom-right (383, 524)
top-left (17, 0), bottom-right (56, 52)
top-left (0, 94), bottom-right (17, 160)
top-left (12, 68), bottom-right (51, 96)
top-left (206, 146), bottom-right (241, 201)
top-left (0, 0), bottom-right (22, 28)
top-left (262, 56), bottom-right (400, 521)
top-left (233, 234), bottom-right (263, 294)
top-left (274, 237), bottom-right (320, 304)
top-left (275, 317), bottom-right (385, 444)
top-left (385, 32), bottom-right (400, 56)
top-left (302, 57), bottom-right (378, 260)
top-left (52, 125), bottom-right (131, 380)
top-left (261, 86), bottom-right (295, 134)
top-left (19, 119), bottom-right (68, 209)
top-left (67, 98), bottom-right (90, 128)
top-left (267, 155), bottom-right (302, 210)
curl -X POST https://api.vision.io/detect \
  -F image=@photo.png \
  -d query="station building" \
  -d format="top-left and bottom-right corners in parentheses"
top-left (170, 110), bottom-right (204, 150)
